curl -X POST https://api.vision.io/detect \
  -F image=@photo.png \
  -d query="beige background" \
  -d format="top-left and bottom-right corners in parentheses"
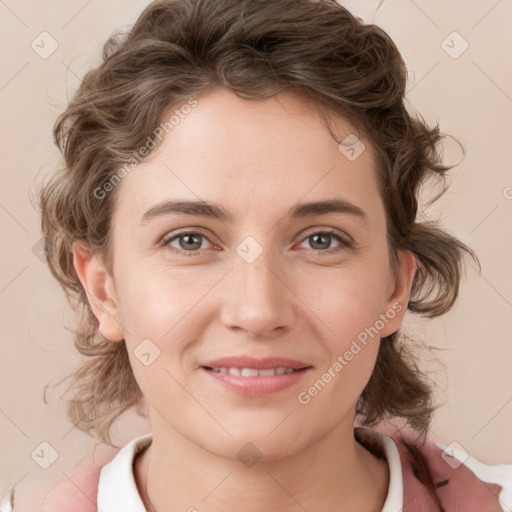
top-left (1, 0), bottom-right (511, 508)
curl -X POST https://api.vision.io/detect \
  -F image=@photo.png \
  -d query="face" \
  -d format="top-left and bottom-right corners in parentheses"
top-left (76, 87), bottom-right (414, 460)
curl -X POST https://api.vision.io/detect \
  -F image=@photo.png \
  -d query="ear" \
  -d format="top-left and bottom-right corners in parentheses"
top-left (72, 241), bottom-right (124, 342)
top-left (379, 249), bottom-right (417, 338)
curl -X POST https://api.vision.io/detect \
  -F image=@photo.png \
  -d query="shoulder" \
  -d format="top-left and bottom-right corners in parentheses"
top-left (4, 444), bottom-right (120, 512)
top-left (373, 423), bottom-right (512, 512)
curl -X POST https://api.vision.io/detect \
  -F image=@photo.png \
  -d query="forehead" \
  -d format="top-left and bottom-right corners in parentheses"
top-left (111, 87), bottom-right (382, 227)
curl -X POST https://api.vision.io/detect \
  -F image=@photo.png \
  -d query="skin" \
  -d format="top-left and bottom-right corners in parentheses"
top-left (71, 87), bottom-right (416, 512)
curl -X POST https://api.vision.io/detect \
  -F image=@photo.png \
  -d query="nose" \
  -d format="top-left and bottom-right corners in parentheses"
top-left (219, 246), bottom-right (296, 339)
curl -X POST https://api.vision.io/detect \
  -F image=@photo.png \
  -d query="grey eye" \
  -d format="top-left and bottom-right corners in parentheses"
top-left (300, 232), bottom-right (344, 251)
top-left (167, 232), bottom-right (210, 252)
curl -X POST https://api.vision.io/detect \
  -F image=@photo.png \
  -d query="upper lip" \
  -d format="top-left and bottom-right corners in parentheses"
top-left (201, 356), bottom-right (312, 370)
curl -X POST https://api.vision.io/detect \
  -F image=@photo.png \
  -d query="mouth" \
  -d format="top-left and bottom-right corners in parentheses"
top-left (201, 356), bottom-right (312, 374)
top-left (200, 356), bottom-right (313, 396)
top-left (202, 366), bottom-right (310, 377)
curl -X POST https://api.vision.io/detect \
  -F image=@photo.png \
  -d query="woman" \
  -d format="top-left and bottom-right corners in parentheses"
top-left (5, 0), bottom-right (510, 510)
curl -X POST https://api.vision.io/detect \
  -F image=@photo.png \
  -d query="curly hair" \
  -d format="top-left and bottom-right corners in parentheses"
top-left (38, 0), bottom-right (476, 499)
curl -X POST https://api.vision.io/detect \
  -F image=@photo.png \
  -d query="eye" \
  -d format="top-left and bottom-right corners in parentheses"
top-left (163, 231), bottom-right (213, 254)
top-left (161, 228), bottom-right (353, 256)
top-left (298, 229), bottom-right (352, 254)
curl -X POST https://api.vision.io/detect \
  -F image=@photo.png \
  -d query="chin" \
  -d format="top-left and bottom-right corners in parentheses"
top-left (196, 422), bottom-right (312, 463)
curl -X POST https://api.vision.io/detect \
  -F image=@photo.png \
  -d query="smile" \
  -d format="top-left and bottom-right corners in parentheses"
top-left (201, 365), bottom-right (312, 396)
top-left (207, 366), bottom-right (297, 376)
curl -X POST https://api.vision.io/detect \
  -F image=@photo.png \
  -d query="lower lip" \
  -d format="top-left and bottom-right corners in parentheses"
top-left (201, 367), bottom-right (313, 396)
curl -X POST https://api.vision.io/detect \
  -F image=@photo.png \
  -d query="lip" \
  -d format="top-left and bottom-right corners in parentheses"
top-left (201, 356), bottom-right (311, 370)
top-left (200, 356), bottom-right (313, 397)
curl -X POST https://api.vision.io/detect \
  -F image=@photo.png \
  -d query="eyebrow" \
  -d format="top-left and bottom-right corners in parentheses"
top-left (139, 198), bottom-right (367, 225)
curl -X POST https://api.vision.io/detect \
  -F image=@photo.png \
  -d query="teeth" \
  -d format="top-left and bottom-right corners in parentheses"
top-left (240, 368), bottom-right (259, 377)
top-left (210, 366), bottom-right (297, 377)
top-left (259, 368), bottom-right (277, 376)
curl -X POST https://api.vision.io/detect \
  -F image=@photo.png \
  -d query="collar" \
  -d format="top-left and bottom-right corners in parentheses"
top-left (97, 433), bottom-right (151, 512)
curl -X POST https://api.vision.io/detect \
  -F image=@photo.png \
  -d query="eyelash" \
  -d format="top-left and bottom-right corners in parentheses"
top-left (160, 229), bottom-right (353, 256)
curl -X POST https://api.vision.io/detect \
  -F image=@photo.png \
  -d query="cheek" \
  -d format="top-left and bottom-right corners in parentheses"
top-left (299, 270), bottom-right (386, 409)
top-left (303, 263), bottom-right (390, 337)
top-left (115, 261), bottom-right (212, 335)
top-left (113, 264), bottom-right (219, 392)
top-left (299, 261), bottom-right (390, 393)
top-left (115, 266), bottom-right (203, 405)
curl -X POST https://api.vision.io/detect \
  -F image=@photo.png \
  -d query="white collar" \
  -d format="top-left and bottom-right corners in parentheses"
top-left (97, 433), bottom-right (151, 512)
top-left (97, 429), bottom-right (403, 511)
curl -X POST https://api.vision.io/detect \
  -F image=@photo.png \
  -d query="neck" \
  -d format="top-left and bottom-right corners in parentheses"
top-left (135, 419), bottom-right (389, 512)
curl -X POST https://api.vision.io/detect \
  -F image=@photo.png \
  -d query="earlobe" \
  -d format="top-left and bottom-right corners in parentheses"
top-left (72, 242), bottom-right (125, 342)
top-left (379, 250), bottom-right (417, 338)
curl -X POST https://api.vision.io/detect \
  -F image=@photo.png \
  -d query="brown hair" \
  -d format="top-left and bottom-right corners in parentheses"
top-left (38, 0), bottom-right (476, 502)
